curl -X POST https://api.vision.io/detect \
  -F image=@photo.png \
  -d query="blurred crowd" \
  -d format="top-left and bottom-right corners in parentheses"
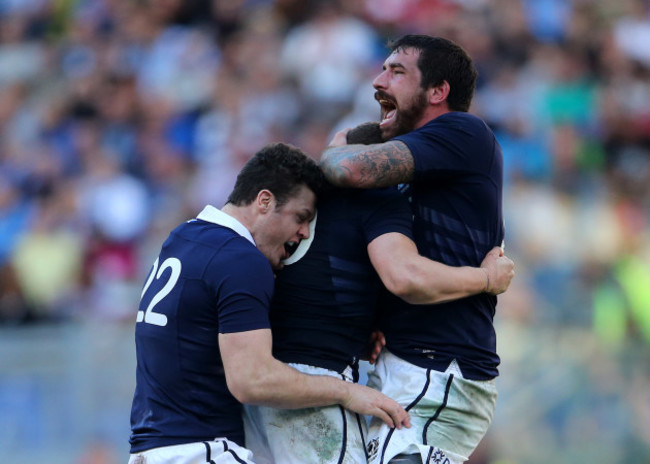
top-left (0, 0), bottom-right (649, 461)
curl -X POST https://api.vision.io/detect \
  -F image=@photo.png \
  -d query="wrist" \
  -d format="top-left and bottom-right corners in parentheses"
top-left (337, 380), bottom-right (352, 408)
top-left (481, 268), bottom-right (490, 293)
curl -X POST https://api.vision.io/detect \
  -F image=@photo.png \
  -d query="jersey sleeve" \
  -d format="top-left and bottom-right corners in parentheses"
top-left (358, 188), bottom-right (414, 244)
top-left (395, 113), bottom-right (496, 181)
top-left (206, 241), bottom-right (275, 334)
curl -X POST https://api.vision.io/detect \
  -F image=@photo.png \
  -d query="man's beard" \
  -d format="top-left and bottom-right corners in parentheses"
top-left (382, 91), bottom-right (428, 140)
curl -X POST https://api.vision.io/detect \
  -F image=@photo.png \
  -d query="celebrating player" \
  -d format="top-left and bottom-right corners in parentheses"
top-left (320, 35), bottom-right (509, 464)
top-left (128, 142), bottom-right (410, 464)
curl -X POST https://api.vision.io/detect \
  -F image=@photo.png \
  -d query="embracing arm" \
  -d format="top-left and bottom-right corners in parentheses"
top-left (320, 138), bottom-right (415, 189)
top-left (368, 233), bottom-right (514, 305)
top-left (219, 328), bottom-right (410, 428)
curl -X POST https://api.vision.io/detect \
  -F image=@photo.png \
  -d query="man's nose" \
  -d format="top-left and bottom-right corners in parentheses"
top-left (373, 70), bottom-right (387, 90)
top-left (298, 222), bottom-right (310, 239)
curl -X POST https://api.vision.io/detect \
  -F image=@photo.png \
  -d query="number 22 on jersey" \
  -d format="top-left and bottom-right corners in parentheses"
top-left (137, 257), bottom-right (181, 327)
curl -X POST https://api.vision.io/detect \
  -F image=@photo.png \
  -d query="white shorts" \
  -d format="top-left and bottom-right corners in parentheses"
top-left (366, 350), bottom-right (498, 464)
top-left (128, 439), bottom-right (256, 464)
top-left (243, 363), bottom-right (368, 464)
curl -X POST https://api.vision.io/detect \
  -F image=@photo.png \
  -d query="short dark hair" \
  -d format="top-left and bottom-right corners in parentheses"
top-left (227, 142), bottom-right (325, 207)
top-left (388, 35), bottom-right (478, 112)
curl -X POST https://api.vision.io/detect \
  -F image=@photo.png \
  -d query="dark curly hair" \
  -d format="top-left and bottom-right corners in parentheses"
top-left (227, 142), bottom-right (325, 208)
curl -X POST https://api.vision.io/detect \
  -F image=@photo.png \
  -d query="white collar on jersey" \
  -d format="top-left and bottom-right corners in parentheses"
top-left (196, 205), bottom-right (256, 246)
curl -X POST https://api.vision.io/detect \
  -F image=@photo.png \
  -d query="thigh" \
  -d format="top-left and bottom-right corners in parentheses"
top-left (244, 403), bottom-right (368, 464)
top-left (243, 362), bottom-right (367, 464)
top-left (366, 352), bottom-right (497, 464)
top-left (128, 440), bottom-right (256, 464)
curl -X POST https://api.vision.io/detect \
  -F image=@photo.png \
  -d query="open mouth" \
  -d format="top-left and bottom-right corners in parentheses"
top-left (377, 98), bottom-right (397, 127)
top-left (284, 241), bottom-right (298, 259)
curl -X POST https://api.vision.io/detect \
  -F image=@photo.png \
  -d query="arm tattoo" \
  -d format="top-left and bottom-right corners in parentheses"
top-left (320, 141), bottom-right (415, 188)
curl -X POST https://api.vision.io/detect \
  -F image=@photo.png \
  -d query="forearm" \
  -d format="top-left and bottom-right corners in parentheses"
top-left (400, 257), bottom-right (487, 305)
top-left (221, 328), bottom-right (410, 428)
top-left (245, 358), bottom-right (409, 429)
top-left (320, 145), bottom-right (380, 188)
top-left (395, 245), bottom-right (515, 302)
top-left (221, 330), bottom-right (352, 409)
top-left (319, 141), bottom-right (415, 189)
top-left (241, 359), bottom-right (350, 409)
top-left (369, 233), bottom-right (489, 305)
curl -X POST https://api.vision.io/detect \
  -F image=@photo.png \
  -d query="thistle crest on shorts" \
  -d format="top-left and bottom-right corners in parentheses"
top-left (428, 448), bottom-right (450, 464)
top-left (367, 438), bottom-right (380, 461)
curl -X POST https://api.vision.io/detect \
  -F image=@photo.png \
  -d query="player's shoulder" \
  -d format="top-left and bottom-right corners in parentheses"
top-left (204, 232), bottom-right (274, 287)
top-left (208, 231), bottom-right (268, 268)
top-left (224, 240), bottom-right (270, 268)
top-left (179, 219), bottom-right (247, 247)
top-left (420, 112), bottom-right (495, 144)
top-left (175, 220), bottom-right (268, 266)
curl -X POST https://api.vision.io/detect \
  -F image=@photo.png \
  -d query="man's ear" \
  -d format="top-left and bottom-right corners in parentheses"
top-left (257, 189), bottom-right (274, 213)
top-left (429, 80), bottom-right (450, 105)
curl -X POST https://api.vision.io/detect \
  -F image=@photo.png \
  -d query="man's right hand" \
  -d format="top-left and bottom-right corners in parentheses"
top-left (341, 382), bottom-right (411, 430)
top-left (481, 246), bottom-right (515, 295)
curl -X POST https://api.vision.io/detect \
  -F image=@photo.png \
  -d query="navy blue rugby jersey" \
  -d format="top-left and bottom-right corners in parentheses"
top-left (270, 187), bottom-right (413, 375)
top-left (129, 205), bottom-right (274, 453)
top-left (381, 111), bottom-right (505, 380)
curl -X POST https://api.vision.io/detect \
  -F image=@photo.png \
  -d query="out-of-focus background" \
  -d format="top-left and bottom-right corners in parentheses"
top-left (0, 0), bottom-right (649, 462)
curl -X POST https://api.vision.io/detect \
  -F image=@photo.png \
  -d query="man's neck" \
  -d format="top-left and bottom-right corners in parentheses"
top-left (221, 203), bottom-right (254, 232)
top-left (417, 106), bottom-right (450, 129)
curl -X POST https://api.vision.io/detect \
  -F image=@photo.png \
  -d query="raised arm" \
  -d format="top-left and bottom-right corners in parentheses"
top-left (219, 328), bottom-right (410, 429)
top-left (320, 127), bottom-right (415, 188)
top-left (368, 233), bottom-right (514, 305)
